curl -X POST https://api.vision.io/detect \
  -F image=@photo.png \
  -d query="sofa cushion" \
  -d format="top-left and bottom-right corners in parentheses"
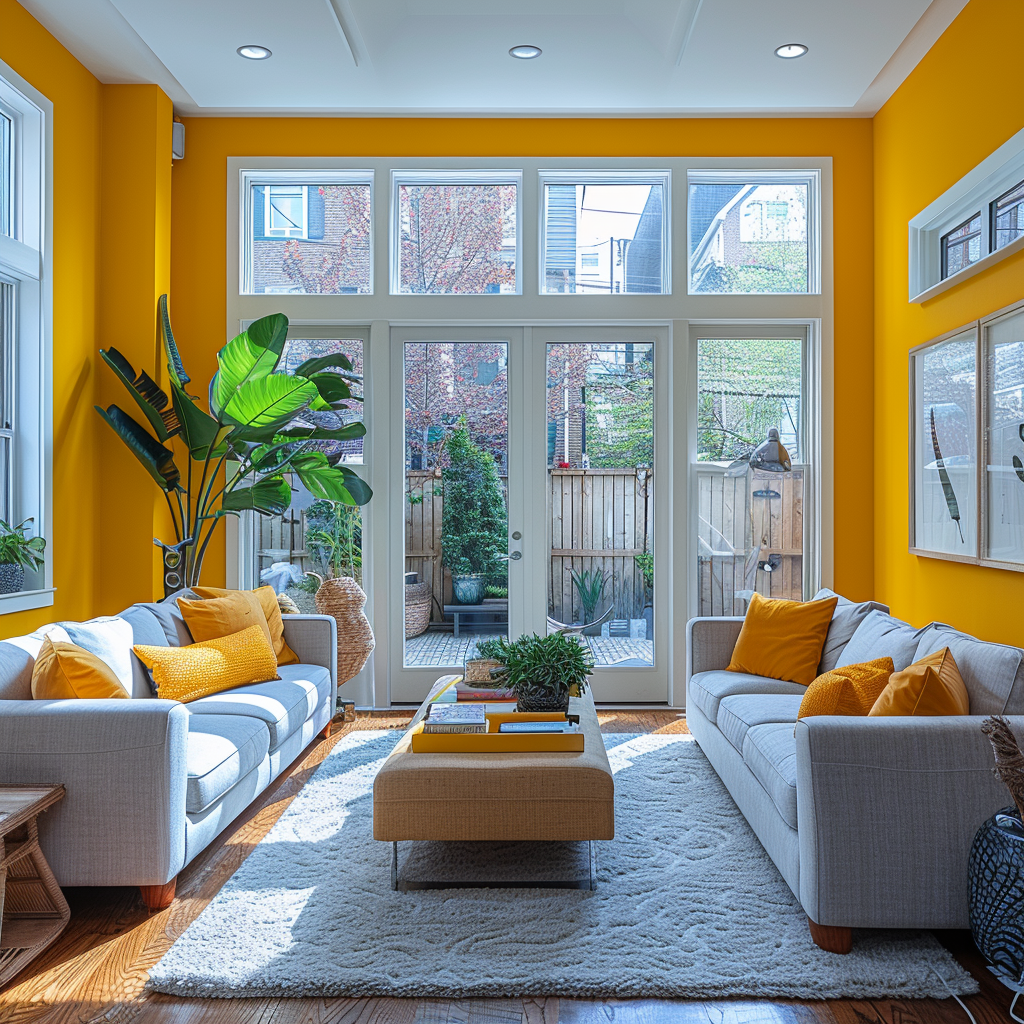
top-left (812, 588), bottom-right (890, 673)
top-left (718, 693), bottom-right (803, 754)
top-left (61, 616), bottom-right (135, 697)
top-left (115, 605), bottom-right (169, 696)
top-left (743, 722), bottom-right (798, 829)
top-left (0, 625), bottom-right (71, 700)
top-left (31, 637), bottom-right (129, 700)
top-left (688, 671), bottom-right (807, 726)
top-left (913, 625), bottom-right (1024, 716)
top-left (184, 664), bottom-right (331, 750)
top-left (131, 597), bottom-right (194, 647)
top-left (835, 610), bottom-right (922, 672)
top-left (185, 713), bottom-right (271, 814)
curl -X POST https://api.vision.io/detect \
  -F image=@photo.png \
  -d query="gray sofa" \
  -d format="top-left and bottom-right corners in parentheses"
top-left (686, 589), bottom-right (1024, 953)
top-left (0, 597), bottom-right (336, 909)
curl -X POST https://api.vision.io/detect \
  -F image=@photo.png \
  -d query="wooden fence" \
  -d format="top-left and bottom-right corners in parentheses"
top-left (696, 465), bottom-right (804, 616)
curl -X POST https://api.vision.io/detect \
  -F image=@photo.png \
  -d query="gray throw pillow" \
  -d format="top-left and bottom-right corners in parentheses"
top-left (834, 609), bottom-right (922, 672)
top-left (812, 588), bottom-right (890, 674)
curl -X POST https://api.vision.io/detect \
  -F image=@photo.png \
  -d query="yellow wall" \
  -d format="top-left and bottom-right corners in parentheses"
top-left (874, 0), bottom-right (1024, 644)
top-left (171, 116), bottom-right (876, 597)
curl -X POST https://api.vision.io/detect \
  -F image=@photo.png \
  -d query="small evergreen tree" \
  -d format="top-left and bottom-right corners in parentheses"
top-left (441, 426), bottom-right (507, 580)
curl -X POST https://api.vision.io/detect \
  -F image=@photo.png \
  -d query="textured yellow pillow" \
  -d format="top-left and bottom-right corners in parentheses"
top-left (798, 658), bottom-right (895, 719)
top-left (191, 585), bottom-right (298, 666)
top-left (133, 624), bottom-right (280, 703)
top-left (869, 647), bottom-right (970, 717)
top-left (31, 637), bottom-right (129, 700)
top-left (727, 592), bottom-right (839, 686)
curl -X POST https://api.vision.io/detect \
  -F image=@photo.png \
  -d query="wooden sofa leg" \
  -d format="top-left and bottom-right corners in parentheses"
top-left (808, 916), bottom-right (852, 954)
top-left (139, 878), bottom-right (176, 911)
top-left (321, 720), bottom-right (332, 739)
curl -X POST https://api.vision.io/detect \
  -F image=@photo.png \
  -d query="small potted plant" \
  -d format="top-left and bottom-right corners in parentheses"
top-left (500, 632), bottom-right (594, 713)
top-left (0, 519), bottom-right (46, 594)
top-left (466, 636), bottom-right (511, 686)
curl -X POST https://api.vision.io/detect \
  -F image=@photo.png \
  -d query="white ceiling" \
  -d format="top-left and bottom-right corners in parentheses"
top-left (17, 0), bottom-right (968, 117)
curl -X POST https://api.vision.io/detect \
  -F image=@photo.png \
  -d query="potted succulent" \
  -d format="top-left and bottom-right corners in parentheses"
top-left (481, 632), bottom-right (594, 713)
top-left (0, 519), bottom-right (46, 594)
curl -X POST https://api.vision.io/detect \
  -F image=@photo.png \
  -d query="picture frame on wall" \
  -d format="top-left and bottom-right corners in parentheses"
top-left (909, 324), bottom-right (979, 562)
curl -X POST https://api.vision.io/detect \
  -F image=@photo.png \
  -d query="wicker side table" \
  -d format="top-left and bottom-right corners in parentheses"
top-left (0, 784), bottom-right (69, 987)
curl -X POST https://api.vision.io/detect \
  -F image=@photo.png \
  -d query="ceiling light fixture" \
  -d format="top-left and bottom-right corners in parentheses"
top-left (509, 44), bottom-right (542, 60)
top-left (237, 44), bottom-right (272, 60)
top-left (774, 43), bottom-right (808, 59)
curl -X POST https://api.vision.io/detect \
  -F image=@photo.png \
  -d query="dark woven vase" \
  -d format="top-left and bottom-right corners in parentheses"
top-left (0, 563), bottom-right (24, 595)
top-left (516, 690), bottom-right (570, 713)
top-left (968, 805), bottom-right (1024, 986)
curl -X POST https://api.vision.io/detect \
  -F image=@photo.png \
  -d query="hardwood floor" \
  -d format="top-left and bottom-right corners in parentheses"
top-left (0, 710), bottom-right (1010, 1024)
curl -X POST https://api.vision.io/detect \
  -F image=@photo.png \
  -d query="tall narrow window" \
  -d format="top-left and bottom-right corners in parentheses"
top-left (941, 214), bottom-right (983, 278)
top-left (0, 280), bottom-right (12, 524)
top-left (992, 180), bottom-right (1024, 253)
top-left (0, 110), bottom-right (11, 238)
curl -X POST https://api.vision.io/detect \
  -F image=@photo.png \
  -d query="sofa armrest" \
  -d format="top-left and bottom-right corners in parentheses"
top-left (282, 612), bottom-right (337, 692)
top-left (686, 616), bottom-right (744, 678)
top-left (795, 715), bottom-right (1019, 929)
top-left (0, 699), bottom-right (189, 887)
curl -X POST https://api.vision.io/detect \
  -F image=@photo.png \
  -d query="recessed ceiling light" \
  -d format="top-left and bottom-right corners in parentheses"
top-left (774, 43), bottom-right (808, 59)
top-left (237, 44), bottom-right (272, 60)
top-left (509, 44), bottom-right (542, 60)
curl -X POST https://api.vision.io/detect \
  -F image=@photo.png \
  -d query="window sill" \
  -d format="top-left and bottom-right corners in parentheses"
top-left (912, 233), bottom-right (1024, 303)
top-left (0, 587), bottom-right (55, 615)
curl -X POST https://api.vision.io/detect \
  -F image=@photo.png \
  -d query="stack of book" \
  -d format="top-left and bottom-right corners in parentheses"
top-left (455, 681), bottom-right (516, 702)
top-left (422, 703), bottom-right (488, 733)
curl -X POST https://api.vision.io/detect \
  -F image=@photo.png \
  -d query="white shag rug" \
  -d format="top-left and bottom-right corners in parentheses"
top-left (148, 731), bottom-right (979, 1001)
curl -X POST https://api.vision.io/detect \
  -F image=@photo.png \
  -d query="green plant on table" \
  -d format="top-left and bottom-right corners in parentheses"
top-left (567, 566), bottom-right (613, 624)
top-left (0, 519), bottom-right (45, 570)
top-left (498, 632), bottom-right (594, 703)
top-left (96, 295), bottom-right (371, 588)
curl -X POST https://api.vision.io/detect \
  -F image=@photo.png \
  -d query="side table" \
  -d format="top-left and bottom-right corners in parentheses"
top-left (0, 784), bottom-right (69, 987)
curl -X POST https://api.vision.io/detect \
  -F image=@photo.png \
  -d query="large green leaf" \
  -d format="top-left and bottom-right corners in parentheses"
top-left (100, 347), bottom-right (180, 442)
top-left (308, 373), bottom-right (352, 405)
top-left (171, 381), bottom-right (226, 458)
top-left (275, 422), bottom-right (366, 442)
top-left (212, 329), bottom-right (285, 417)
top-left (222, 374), bottom-right (322, 435)
top-left (221, 476), bottom-right (291, 515)
top-left (292, 452), bottom-right (372, 506)
top-left (95, 405), bottom-right (181, 491)
top-left (295, 353), bottom-right (354, 376)
top-left (158, 294), bottom-right (190, 387)
top-left (337, 465), bottom-right (373, 505)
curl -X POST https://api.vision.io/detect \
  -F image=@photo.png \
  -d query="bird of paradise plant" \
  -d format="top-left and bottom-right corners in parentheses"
top-left (95, 295), bottom-right (371, 588)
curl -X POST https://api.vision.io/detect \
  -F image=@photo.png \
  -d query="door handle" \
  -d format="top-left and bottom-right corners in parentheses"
top-left (508, 550), bottom-right (522, 561)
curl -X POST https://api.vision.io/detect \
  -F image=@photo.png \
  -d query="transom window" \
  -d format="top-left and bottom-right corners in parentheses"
top-left (992, 179), bottom-right (1024, 252)
top-left (941, 213), bottom-right (983, 278)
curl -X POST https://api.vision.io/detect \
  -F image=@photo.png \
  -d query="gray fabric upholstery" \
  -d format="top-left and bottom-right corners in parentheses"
top-left (136, 595), bottom-right (194, 647)
top-left (914, 624), bottom-right (1024, 716)
top-left (186, 713), bottom-right (271, 814)
top-left (116, 604), bottom-right (169, 696)
top-left (0, 624), bottom-right (71, 700)
top-left (689, 670), bottom-right (806, 726)
top-left (835, 609), bottom-right (922, 671)
top-left (686, 617), bottom-right (744, 677)
top-left (795, 715), bottom-right (1023, 929)
top-left (0, 699), bottom-right (188, 886)
top-left (743, 723), bottom-right (798, 829)
top-left (62, 616), bottom-right (135, 696)
top-left (812, 588), bottom-right (890, 673)
top-left (281, 615), bottom-right (338, 692)
top-left (718, 694), bottom-right (803, 754)
top-left (185, 665), bottom-right (331, 751)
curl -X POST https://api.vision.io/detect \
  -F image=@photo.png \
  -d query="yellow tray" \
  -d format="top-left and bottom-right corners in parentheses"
top-left (410, 711), bottom-right (584, 752)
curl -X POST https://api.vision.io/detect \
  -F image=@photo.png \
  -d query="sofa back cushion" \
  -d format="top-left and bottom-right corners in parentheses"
top-left (812, 588), bottom-right (890, 673)
top-left (116, 605), bottom-right (173, 696)
top-left (0, 624), bottom-right (71, 700)
top-left (835, 610), bottom-right (922, 672)
top-left (913, 625), bottom-right (1024, 715)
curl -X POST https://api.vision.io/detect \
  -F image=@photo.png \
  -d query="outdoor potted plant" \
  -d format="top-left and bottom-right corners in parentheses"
top-left (568, 566), bottom-right (613, 635)
top-left (0, 518), bottom-right (46, 594)
top-left (466, 636), bottom-right (511, 686)
top-left (487, 632), bottom-right (594, 713)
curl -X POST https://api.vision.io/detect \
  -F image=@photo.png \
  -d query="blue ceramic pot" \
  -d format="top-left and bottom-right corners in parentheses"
top-left (452, 574), bottom-right (486, 605)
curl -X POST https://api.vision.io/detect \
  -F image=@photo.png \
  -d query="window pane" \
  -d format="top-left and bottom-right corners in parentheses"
top-left (690, 181), bottom-right (809, 293)
top-left (0, 281), bottom-right (10, 430)
top-left (248, 182), bottom-right (371, 295)
top-left (941, 213), bottom-right (982, 278)
top-left (546, 342), bottom-right (654, 668)
top-left (396, 183), bottom-right (518, 294)
top-left (696, 337), bottom-right (806, 615)
top-left (993, 180), bottom-right (1024, 252)
top-left (542, 183), bottom-right (666, 294)
top-left (0, 111), bottom-right (10, 238)
top-left (984, 310), bottom-right (1024, 563)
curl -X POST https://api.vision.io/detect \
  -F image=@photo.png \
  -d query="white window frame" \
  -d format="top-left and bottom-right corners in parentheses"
top-left (0, 59), bottom-right (53, 613)
top-left (537, 169), bottom-right (672, 296)
top-left (239, 169), bottom-right (374, 295)
top-left (909, 123), bottom-right (1024, 303)
top-left (390, 168), bottom-right (523, 296)
top-left (686, 169), bottom-right (822, 297)
top-left (263, 184), bottom-right (308, 239)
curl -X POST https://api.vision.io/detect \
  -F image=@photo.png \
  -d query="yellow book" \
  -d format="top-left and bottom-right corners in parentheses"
top-left (410, 712), bottom-right (584, 752)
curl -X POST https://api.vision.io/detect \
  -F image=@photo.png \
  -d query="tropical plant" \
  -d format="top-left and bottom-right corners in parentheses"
top-left (95, 295), bottom-right (372, 588)
top-left (0, 519), bottom-right (45, 570)
top-left (304, 498), bottom-right (362, 585)
top-left (491, 632), bottom-right (594, 702)
top-left (930, 406), bottom-right (963, 542)
top-left (440, 425), bottom-right (507, 580)
top-left (636, 550), bottom-right (654, 600)
top-left (568, 566), bottom-right (613, 624)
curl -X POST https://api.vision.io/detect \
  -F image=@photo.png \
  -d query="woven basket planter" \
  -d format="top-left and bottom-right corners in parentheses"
top-left (405, 581), bottom-right (432, 639)
top-left (312, 575), bottom-right (375, 687)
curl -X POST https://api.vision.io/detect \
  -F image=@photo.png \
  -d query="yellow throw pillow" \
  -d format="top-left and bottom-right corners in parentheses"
top-left (191, 585), bottom-right (299, 666)
top-left (869, 646), bottom-right (970, 717)
top-left (798, 658), bottom-right (895, 719)
top-left (133, 624), bottom-right (280, 704)
top-left (178, 590), bottom-right (275, 651)
top-left (31, 637), bottom-right (129, 700)
top-left (727, 592), bottom-right (839, 686)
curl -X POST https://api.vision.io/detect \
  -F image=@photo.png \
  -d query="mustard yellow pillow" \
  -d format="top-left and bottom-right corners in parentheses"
top-left (178, 590), bottom-right (274, 652)
top-left (191, 585), bottom-right (298, 666)
top-left (31, 637), bottom-right (129, 700)
top-left (727, 592), bottom-right (839, 686)
top-left (869, 647), bottom-right (970, 717)
top-left (798, 658), bottom-right (895, 719)
top-left (133, 624), bottom-right (280, 703)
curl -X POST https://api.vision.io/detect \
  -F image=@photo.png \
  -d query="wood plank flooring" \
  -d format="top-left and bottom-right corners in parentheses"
top-left (0, 710), bottom-right (1010, 1024)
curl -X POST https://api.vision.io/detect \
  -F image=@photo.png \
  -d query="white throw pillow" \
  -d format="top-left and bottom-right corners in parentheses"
top-left (61, 616), bottom-right (136, 697)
